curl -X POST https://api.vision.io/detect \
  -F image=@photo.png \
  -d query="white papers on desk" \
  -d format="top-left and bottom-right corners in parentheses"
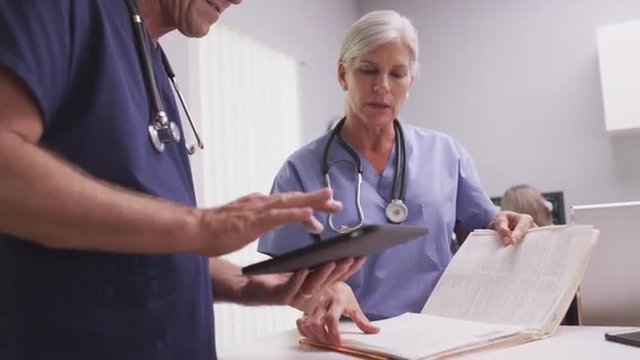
top-left (340, 313), bottom-right (528, 360)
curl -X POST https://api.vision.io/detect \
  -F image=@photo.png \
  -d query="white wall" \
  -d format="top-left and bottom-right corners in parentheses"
top-left (357, 0), bottom-right (640, 213)
top-left (219, 0), bottom-right (359, 143)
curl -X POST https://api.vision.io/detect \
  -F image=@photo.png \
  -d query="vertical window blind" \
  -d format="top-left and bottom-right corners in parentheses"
top-left (194, 25), bottom-right (303, 352)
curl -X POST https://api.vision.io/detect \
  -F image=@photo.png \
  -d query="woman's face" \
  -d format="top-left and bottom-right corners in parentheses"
top-left (339, 39), bottom-right (414, 129)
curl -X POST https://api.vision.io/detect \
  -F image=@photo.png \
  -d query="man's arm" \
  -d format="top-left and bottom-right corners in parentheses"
top-left (208, 258), bottom-right (247, 302)
top-left (0, 67), bottom-right (340, 257)
top-left (0, 67), bottom-right (203, 254)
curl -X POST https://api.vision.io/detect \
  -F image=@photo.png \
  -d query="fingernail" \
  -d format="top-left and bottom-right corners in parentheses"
top-left (310, 224), bottom-right (324, 234)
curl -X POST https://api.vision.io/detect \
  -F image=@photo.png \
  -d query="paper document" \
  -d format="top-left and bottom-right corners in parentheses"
top-left (339, 313), bottom-right (526, 360)
top-left (300, 225), bottom-right (599, 359)
top-left (422, 225), bottom-right (598, 334)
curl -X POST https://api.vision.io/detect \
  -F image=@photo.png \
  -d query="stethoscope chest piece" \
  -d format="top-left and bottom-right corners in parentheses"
top-left (385, 199), bottom-right (408, 224)
top-left (148, 115), bottom-right (181, 152)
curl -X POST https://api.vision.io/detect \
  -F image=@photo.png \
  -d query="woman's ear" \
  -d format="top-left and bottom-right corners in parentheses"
top-left (338, 62), bottom-right (348, 91)
top-left (405, 75), bottom-right (415, 98)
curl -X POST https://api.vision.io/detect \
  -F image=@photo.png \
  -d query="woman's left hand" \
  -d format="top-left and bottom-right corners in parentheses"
top-left (488, 211), bottom-right (537, 245)
top-left (296, 281), bottom-right (380, 346)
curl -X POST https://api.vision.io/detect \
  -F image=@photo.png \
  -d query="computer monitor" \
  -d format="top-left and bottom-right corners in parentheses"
top-left (571, 201), bottom-right (640, 326)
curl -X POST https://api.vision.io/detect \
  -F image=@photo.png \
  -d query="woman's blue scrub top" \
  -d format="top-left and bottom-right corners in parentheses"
top-left (258, 124), bottom-right (497, 320)
top-left (0, 1), bottom-right (215, 359)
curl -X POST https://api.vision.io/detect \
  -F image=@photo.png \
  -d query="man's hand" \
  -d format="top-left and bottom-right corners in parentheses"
top-left (236, 257), bottom-right (365, 307)
top-left (197, 188), bottom-right (341, 257)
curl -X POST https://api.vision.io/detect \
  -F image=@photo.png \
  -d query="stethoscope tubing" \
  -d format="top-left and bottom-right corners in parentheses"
top-left (160, 51), bottom-right (204, 154)
top-left (322, 117), bottom-right (407, 233)
top-left (124, 0), bottom-right (202, 154)
top-left (325, 171), bottom-right (365, 233)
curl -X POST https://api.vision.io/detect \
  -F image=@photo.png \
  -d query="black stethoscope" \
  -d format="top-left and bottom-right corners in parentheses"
top-left (321, 117), bottom-right (408, 233)
top-left (124, 0), bottom-right (203, 154)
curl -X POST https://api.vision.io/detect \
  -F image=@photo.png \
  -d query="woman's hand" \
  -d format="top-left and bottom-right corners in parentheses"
top-left (296, 281), bottom-right (380, 346)
top-left (488, 210), bottom-right (537, 245)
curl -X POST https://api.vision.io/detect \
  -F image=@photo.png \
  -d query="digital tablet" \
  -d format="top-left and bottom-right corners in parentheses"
top-left (605, 329), bottom-right (640, 348)
top-left (242, 224), bottom-right (428, 276)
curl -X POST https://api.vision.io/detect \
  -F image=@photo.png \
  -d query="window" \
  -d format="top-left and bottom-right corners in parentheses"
top-left (193, 25), bottom-right (303, 352)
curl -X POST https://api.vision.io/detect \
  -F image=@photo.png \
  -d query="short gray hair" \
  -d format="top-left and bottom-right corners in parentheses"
top-left (339, 10), bottom-right (419, 75)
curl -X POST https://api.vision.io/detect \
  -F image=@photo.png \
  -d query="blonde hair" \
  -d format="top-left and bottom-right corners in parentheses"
top-left (501, 184), bottom-right (552, 226)
top-left (339, 10), bottom-right (420, 75)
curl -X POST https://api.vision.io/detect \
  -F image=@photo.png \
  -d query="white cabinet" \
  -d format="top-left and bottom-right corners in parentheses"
top-left (597, 21), bottom-right (640, 135)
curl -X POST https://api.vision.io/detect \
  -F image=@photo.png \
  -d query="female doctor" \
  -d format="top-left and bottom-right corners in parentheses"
top-left (258, 10), bottom-right (535, 346)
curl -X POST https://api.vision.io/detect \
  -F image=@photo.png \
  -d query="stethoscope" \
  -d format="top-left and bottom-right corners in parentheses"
top-left (124, 0), bottom-right (204, 154)
top-left (321, 117), bottom-right (408, 234)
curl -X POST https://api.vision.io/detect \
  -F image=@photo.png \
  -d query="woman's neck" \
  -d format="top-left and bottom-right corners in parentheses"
top-left (339, 116), bottom-right (396, 174)
top-left (340, 117), bottom-right (395, 153)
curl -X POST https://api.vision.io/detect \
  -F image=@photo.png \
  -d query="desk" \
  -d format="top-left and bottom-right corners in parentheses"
top-left (220, 326), bottom-right (640, 359)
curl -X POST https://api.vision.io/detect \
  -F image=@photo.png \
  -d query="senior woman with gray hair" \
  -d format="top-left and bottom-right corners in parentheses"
top-left (259, 10), bottom-right (535, 345)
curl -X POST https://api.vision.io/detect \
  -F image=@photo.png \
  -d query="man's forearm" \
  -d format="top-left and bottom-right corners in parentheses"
top-left (209, 257), bottom-right (247, 303)
top-left (0, 66), bottom-right (205, 254)
top-left (0, 133), bottom-right (202, 254)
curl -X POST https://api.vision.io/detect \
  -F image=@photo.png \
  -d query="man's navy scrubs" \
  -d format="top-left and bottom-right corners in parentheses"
top-left (0, 1), bottom-right (216, 359)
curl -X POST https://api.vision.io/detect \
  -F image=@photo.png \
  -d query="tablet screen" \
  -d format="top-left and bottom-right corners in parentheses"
top-left (242, 224), bottom-right (428, 276)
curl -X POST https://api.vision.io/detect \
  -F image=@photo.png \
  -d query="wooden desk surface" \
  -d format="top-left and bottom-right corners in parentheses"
top-left (219, 325), bottom-right (640, 359)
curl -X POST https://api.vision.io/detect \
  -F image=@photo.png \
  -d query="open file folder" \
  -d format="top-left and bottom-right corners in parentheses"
top-left (301, 225), bottom-right (599, 359)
